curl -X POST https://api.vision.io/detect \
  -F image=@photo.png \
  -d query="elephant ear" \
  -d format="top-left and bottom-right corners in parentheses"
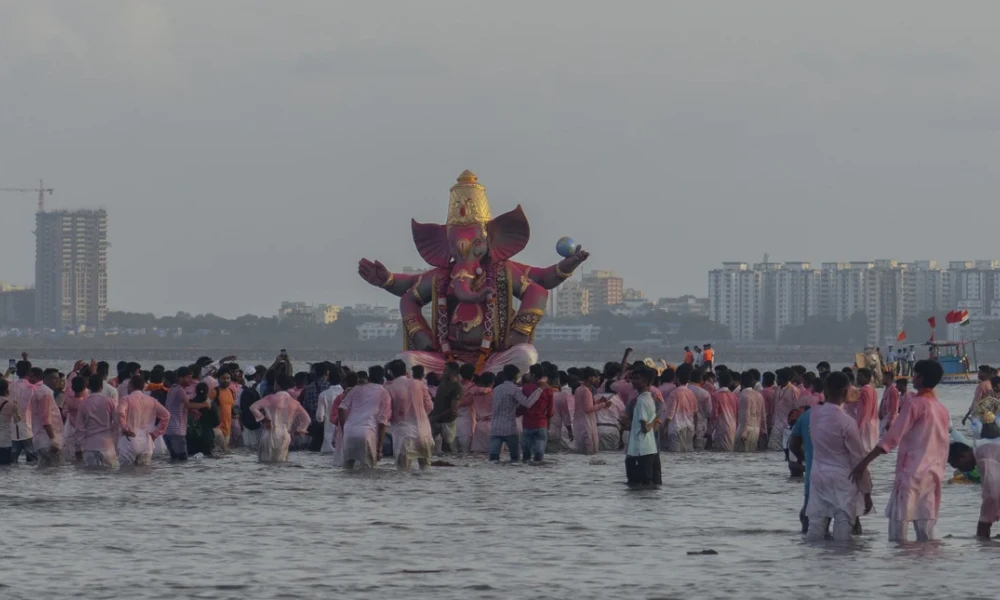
top-left (411, 220), bottom-right (450, 269)
top-left (487, 205), bottom-right (530, 263)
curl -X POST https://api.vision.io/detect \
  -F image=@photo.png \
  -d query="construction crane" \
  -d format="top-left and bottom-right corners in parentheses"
top-left (0, 179), bottom-right (54, 212)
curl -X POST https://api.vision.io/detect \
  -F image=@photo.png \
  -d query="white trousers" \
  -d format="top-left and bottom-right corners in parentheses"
top-left (806, 511), bottom-right (853, 542)
top-left (83, 450), bottom-right (119, 469)
top-left (242, 428), bottom-right (262, 450)
top-left (888, 519), bottom-right (935, 542)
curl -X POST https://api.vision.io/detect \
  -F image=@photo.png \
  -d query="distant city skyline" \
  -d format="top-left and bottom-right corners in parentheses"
top-left (709, 259), bottom-right (1000, 345)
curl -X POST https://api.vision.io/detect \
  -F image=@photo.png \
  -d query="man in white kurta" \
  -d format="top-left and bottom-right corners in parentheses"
top-left (385, 362), bottom-right (434, 471)
top-left (807, 372), bottom-right (873, 541)
top-left (338, 370), bottom-right (392, 470)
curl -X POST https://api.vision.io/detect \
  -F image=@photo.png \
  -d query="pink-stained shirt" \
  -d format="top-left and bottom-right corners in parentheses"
top-left (288, 386), bottom-right (304, 400)
top-left (62, 392), bottom-right (88, 425)
top-left (385, 376), bottom-right (433, 441)
top-left (612, 380), bottom-right (635, 404)
top-left (737, 388), bottom-right (767, 439)
top-left (29, 384), bottom-right (63, 450)
top-left (573, 385), bottom-right (600, 454)
top-left (548, 387), bottom-right (573, 440)
top-left (9, 379), bottom-right (38, 442)
top-left (772, 384), bottom-right (801, 436)
top-left (74, 393), bottom-right (119, 453)
top-left (712, 390), bottom-right (738, 451)
top-left (690, 383), bottom-right (713, 436)
top-left (975, 443), bottom-right (1000, 524)
top-left (970, 380), bottom-right (993, 416)
top-left (855, 384), bottom-right (880, 453)
top-left (664, 387), bottom-right (696, 435)
top-left (879, 385), bottom-right (901, 432)
top-left (596, 393), bottom-right (625, 430)
top-left (339, 383), bottom-right (392, 438)
top-left (472, 386), bottom-right (495, 423)
top-left (455, 380), bottom-right (477, 444)
top-left (808, 402), bottom-right (872, 519)
top-left (797, 392), bottom-right (821, 409)
top-left (761, 386), bottom-right (777, 431)
top-left (250, 391), bottom-right (311, 437)
top-left (877, 389), bottom-right (950, 522)
top-left (118, 390), bottom-right (170, 441)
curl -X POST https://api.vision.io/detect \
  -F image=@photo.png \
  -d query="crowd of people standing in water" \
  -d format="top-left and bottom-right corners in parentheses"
top-left (1, 349), bottom-right (997, 543)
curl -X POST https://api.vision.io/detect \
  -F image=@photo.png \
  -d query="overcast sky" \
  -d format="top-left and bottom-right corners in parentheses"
top-left (1, 1), bottom-right (998, 317)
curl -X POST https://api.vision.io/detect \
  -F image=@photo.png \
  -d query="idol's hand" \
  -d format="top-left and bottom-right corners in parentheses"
top-left (557, 246), bottom-right (590, 273)
top-left (358, 258), bottom-right (390, 287)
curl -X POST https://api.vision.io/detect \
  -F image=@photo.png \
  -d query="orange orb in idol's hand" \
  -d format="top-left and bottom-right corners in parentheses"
top-left (556, 237), bottom-right (576, 258)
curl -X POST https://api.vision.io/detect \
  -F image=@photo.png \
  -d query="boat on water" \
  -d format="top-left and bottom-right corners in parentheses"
top-left (855, 340), bottom-right (977, 385)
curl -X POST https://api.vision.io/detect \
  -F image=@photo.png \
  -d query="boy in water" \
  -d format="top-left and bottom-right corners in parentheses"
top-left (625, 367), bottom-right (661, 488)
top-left (948, 442), bottom-right (1000, 539)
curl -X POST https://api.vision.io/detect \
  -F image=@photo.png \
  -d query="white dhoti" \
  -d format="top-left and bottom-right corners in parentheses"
top-left (342, 428), bottom-right (378, 468)
top-left (888, 519), bottom-right (936, 542)
top-left (243, 427), bottom-right (262, 450)
top-left (598, 424), bottom-right (622, 451)
top-left (321, 421), bottom-right (335, 454)
top-left (117, 432), bottom-right (154, 466)
top-left (332, 426), bottom-right (344, 467)
top-left (83, 450), bottom-right (119, 469)
top-left (394, 435), bottom-right (433, 470)
top-left (734, 429), bottom-right (760, 453)
top-left (694, 423), bottom-right (708, 450)
top-left (399, 343), bottom-right (538, 375)
top-left (666, 427), bottom-right (695, 452)
top-left (258, 428), bottom-right (292, 463)
top-left (62, 420), bottom-right (81, 460)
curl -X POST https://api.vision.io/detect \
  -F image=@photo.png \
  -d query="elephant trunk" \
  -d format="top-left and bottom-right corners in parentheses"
top-left (451, 263), bottom-right (491, 303)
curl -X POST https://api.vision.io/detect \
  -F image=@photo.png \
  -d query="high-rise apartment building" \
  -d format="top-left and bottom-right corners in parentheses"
top-left (772, 262), bottom-right (821, 340)
top-left (709, 258), bottom-right (1000, 345)
top-left (35, 209), bottom-right (108, 331)
top-left (581, 270), bottom-right (623, 311)
top-left (708, 262), bottom-right (762, 341)
top-left (554, 281), bottom-right (589, 318)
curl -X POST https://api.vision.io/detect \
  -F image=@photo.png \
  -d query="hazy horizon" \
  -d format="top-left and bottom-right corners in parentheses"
top-left (2, 1), bottom-right (999, 318)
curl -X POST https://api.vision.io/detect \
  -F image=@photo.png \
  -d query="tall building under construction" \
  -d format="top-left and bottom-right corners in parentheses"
top-left (34, 209), bottom-right (108, 330)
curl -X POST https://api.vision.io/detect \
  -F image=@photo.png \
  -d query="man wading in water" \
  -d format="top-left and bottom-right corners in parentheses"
top-left (625, 367), bottom-right (661, 488)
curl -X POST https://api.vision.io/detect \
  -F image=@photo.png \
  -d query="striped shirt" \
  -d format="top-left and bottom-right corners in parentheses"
top-left (490, 381), bottom-right (538, 437)
top-left (164, 385), bottom-right (191, 436)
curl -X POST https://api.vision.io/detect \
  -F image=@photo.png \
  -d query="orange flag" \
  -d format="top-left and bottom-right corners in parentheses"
top-left (897, 330), bottom-right (906, 342)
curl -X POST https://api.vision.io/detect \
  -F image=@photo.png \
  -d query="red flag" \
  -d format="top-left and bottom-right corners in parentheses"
top-left (944, 311), bottom-right (954, 324)
top-left (897, 330), bottom-right (906, 342)
top-left (927, 316), bottom-right (937, 328)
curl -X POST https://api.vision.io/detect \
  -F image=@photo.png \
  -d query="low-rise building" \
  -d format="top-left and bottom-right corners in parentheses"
top-left (534, 323), bottom-right (601, 343)
top-left (0, 284), bottom-right (35, 328)
top-left (356, 322), bottom-right (399, 341)
top-left (278, 301), bottom-right (340, 324)
top-left (656, 295), bottom-right (709, 317)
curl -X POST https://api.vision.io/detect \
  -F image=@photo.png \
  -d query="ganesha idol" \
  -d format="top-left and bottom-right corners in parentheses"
top-left (358, 170), bottom-right (589, 374)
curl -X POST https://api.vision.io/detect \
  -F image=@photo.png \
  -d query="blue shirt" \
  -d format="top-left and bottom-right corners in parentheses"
top-left (789, 408), bottom-right (813, 493)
